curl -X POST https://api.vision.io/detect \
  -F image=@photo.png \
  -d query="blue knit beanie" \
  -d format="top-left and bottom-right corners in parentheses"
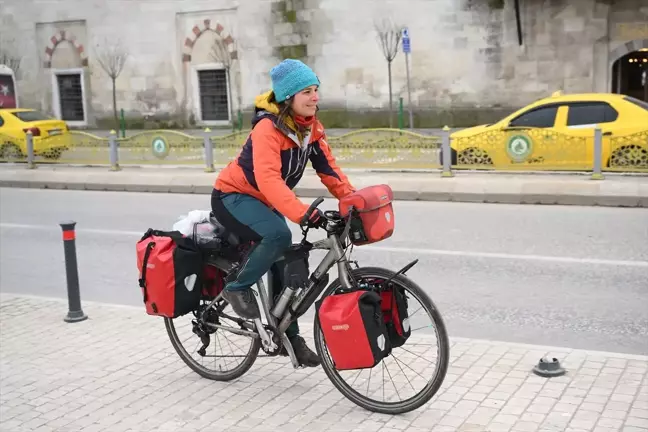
top-left (270, 59), bottom-right (320, 102)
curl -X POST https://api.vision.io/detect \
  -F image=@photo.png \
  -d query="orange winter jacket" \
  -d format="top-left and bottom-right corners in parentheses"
top-left (214, 91), bottom-right (356, 224)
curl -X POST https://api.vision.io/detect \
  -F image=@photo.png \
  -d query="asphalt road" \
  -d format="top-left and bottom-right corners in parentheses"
top-left (1, 188), bottom-right (647, 355)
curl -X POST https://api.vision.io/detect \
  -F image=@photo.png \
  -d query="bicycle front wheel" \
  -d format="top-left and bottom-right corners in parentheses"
top-left (313, 266), bottom-right (450, 415)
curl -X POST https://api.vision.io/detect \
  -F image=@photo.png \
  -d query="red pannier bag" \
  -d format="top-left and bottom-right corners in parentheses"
top-left (339, 185), bottom-right (395, 246)
top-left (136, 229), bottom-right (203, 318)
top-left (381, 286), bottom-right (411, 348)
top-left (202, 265), bottom-right (225, 300)
top-left (316, 290), bottom-right (392, 370)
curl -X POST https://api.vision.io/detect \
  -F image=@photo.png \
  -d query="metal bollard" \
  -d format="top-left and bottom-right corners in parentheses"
top-left (109, 130), bottom-right (121, 171)
top-left (60, 221), bottom-right (88, 323)
top-left (203, 128), bottom-right (215, 173)
top-left (591, 126), bottom-right (604, 180)
top-left (441, 125), bottom-right (454, 177)
top-left (26, 131), bottom-right (36, 169)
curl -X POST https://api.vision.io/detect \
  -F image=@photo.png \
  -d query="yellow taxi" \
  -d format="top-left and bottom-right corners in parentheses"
top-left (447, 92), bottom-right (648, 170)
top-left (0, 108), bottom-right (71, 160)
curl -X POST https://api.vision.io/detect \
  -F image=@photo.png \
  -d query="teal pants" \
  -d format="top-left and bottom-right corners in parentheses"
top-left (212, 191), bottom-right (299, 338)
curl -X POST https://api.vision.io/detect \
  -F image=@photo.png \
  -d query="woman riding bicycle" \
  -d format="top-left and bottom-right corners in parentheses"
top-left (211, 59), bottom-right (356, 367)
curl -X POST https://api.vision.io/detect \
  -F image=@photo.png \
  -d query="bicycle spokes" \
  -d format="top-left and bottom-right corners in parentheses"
top-left (321, 295), bottom-right (442, 403)
top-left (165, 300), bottom-right (261, 379)
top-left (314, 268), bottom-right (450, 414)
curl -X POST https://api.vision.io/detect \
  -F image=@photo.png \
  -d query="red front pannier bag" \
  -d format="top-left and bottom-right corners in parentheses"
top-left (316, 290), bottom-right (391, 370)
top-left (136, 229), bottom-right (203, 318)
top-left (381, 286), bottom-right (411, 348)
top-left (339, 185), bottom-right (395, 245)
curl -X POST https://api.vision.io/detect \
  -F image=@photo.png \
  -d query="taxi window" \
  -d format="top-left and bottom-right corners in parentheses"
top-left (0, 114), bottom-right (4, 127)
top-left (509, 105), bottom-right (558, 128)
top-left (10, 110), bottom-right (52, 122)
top-left (566, 102), bottom-right (618, 126)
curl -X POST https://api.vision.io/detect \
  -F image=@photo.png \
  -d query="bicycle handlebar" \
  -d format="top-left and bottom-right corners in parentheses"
top-left (300, 196), bottom-right (325, 226)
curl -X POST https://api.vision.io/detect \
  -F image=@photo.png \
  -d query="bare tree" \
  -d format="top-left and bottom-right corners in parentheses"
top-left (374, 18), bottom-right (404, 128)
top-left (95, 40), bottom-right (129, 129)
top-left (210, 33), bottom-right (239, 129)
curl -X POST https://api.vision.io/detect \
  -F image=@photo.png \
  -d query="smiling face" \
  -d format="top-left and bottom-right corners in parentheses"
top-left (291, 85), bottom-right (319, 117)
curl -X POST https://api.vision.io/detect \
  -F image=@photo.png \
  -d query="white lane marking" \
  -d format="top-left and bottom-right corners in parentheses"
top-left (360, 245), bottom-right (648, 268)
top-left (2, 222), bottom-right (648, 268)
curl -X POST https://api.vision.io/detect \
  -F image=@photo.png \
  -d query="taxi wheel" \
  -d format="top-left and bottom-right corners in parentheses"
top-left (609, 145), bottom-right (648, 168)
top-left (0, 144), bottom-right (24, 161)
top-left (457, 147), bottom-right (493, 166)
top-left (43, 149), bottom-right (63, 160)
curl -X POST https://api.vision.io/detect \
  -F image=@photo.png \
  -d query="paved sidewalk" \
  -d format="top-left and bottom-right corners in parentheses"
top-left (1, 165), bottom-right (647, 207)
top-left (1, 294), bottom-right (647, 432)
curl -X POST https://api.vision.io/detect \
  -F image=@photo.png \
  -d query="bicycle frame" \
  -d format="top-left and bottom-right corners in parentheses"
top-left (253, 222), bottom-right (355, 368)
top-left (201, 207), bottom-right (357, 368)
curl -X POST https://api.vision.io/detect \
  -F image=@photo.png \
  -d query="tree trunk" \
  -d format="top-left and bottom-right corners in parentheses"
top-left (112, 77), bottom-right (118, 130)
top-left (388, 60), bottom-right (393, 128)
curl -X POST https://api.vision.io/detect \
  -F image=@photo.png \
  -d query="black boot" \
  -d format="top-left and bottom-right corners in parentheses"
top-left (281, 335), bottom-right (321, 367)
top-left (221, 288), bottom-right (260, 320)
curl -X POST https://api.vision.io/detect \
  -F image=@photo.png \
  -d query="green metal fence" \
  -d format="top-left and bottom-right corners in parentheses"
top-left (326, 129), bottom-right (440, 169)
top-left (608, 129), bottom-right (648, 171)
top-left (1, 126), bottom-right (646, 175)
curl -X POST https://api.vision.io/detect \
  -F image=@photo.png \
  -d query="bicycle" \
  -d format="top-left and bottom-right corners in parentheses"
top-left (164, 196), bottom-right (450, 415)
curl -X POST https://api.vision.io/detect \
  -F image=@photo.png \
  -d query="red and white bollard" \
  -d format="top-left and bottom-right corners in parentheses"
top-left (60, 221), bottom-right (88, 323)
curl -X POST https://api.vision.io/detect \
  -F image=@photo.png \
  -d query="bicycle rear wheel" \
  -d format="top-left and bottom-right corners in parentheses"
top-left (165, 298), bottom-right (261, 381)
top-left (313, 266), bottom-right (450, 415)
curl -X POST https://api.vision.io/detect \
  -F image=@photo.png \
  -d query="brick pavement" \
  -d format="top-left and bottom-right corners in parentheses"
top-left (0, 293), bottom-right (647, 432)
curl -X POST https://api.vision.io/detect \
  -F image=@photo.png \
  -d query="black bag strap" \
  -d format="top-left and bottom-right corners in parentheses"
top-left (140, 228), bottom-right (184, 242)
top-left (140, 228), bottom-right (155, 242)
top-left (139, 242), bottom-right (155, 302)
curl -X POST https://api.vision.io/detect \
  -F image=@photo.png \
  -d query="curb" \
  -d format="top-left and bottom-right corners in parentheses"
top-left (2, 179), bottom-right (646, 208)
top-left (3, 291), bottom-right (648, 360)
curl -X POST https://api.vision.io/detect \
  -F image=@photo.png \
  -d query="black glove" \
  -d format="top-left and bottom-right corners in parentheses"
top-left (306, 208), bottom-right (326, 229)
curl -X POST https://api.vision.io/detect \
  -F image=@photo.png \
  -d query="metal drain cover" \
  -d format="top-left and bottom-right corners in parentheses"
top-left (533, 357), bottom-right (566, 378)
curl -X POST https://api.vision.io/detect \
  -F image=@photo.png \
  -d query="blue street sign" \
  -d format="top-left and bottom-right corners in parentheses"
top-left (403, 38), bottom-right (411, 54)
top-left (402, 27), bottom-right (411, 54)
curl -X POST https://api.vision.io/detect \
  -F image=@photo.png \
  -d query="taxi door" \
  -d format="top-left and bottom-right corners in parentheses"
top-left (500, 103), bottom-right (561, 168)
top-left (555, 102), bottom-right (619, 170)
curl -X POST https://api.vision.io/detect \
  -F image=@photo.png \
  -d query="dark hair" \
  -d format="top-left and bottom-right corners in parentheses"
top-left (269, 91), bottom-right (293, 125)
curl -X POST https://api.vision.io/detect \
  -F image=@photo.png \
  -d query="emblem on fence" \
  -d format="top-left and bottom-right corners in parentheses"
top-left (506, 133), bottom-right (533, 162)
top-left (151, 136), bottom-right (170, 159)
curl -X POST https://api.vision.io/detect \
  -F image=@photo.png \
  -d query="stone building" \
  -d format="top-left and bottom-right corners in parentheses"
top-left (1, 0), bottom-right (647, 128)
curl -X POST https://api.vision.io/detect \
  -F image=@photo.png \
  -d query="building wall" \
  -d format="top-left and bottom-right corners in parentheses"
top-left (609, 0), bottom-right (648, 52)
top-left (1, 0), bottom-right (646, 127)
top-left (2, 0), bottom-right (268, 126)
